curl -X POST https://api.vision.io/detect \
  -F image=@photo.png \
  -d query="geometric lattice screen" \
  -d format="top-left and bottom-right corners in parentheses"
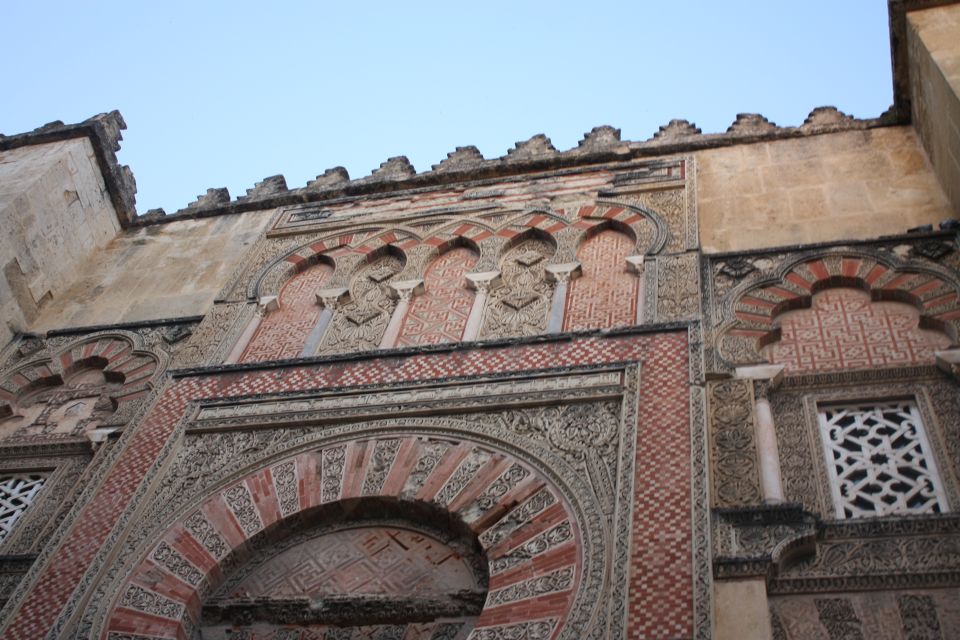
top-left (0, 474), bottom-right (46, 543)
top-left (817, 401), bottom-right (947, 519)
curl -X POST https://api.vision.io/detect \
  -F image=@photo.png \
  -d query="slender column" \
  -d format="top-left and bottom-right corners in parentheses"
top-left (626, 255), bottom-right (645, 325)
top-left (225, 296), bottom-right (278, 364)
top-left (300, 287), bottom-right (350, 357)
top-left (462, 271), bottom-right (501, 342)
top-left (736, 364), bottom-right (786, 504)
top-left (545, 262), bottom-right (582, 333)
top-left (379, 279), bottom-right (424, 349)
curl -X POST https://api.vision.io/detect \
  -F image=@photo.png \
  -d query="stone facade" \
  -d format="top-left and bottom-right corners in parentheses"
top-left (0, 3), bottom-right (958, 638)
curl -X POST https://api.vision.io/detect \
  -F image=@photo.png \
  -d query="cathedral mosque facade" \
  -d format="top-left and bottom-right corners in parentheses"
top-left (0, 2), bottom-right (959, 638)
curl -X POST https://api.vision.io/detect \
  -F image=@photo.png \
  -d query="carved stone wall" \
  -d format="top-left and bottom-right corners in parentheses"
top-left (703, 235), bottom-right (960, 372)
top-left (180, 188), bottom-right (675, 367)
top-left (707, 379), bottom-right (763, 508)
top-left (480, 237), bottom-right (554, 339)
top-left (768, 368), bottom-right (960, 520)
top-left (770, 589), bottom-right (960, 640)
top-left (241, 261), bottom-right (334, 362)
top-left (0, 332), bottom-right (706, 640)
top-left (319, 253), bottom-right (404, 355)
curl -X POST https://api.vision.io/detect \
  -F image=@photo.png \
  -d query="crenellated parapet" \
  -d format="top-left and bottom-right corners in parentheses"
top-left (127, 106), bottom-right (894, 224)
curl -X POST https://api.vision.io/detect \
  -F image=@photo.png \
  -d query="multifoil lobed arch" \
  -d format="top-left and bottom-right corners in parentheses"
top-left (718, 250), bottom-right (960, 368)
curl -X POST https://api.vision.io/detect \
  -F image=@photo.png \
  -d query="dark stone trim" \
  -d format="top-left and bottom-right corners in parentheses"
top-left (201, 593), bottom-right (485, 626)
top-left (169, 321), bottom-right (693, 378)
top-left (43, 315), bottom-right (203, 338)
top-left (705, 229), bottom-right (959, 261)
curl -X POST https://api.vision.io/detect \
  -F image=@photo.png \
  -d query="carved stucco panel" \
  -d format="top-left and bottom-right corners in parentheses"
top-left (479, 238), bottom-right (554, 340)
top-left (317, 253), bottom-right (403, 355)
top-left (708, 379), bottom-right (763, 508)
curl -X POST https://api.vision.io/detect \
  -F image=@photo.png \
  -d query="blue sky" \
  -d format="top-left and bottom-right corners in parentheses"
top-left (3, 1), bottom-right (893, 214)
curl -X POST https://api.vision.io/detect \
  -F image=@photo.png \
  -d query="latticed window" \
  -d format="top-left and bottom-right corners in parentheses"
top-left (817, 400), bottom-right (947, 519)
top-left (0, 474), bottom-right (46, 543)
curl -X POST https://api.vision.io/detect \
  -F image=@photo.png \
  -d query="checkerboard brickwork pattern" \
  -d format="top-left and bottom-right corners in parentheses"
top-left (629, 331), bottom-right (693, 639)
top-left (2, 331), bottom-right (692, 639)
top-left (240, 261), bottom-right (334, 362)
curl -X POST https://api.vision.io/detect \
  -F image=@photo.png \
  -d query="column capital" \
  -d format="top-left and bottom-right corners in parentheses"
top-left (315, 287), bottom-right (350, 309)
top-left (465, 271), bottom-right (502, 292)
top-left (545, 262), bottom-right (582, 284)
top-left (388, 279), bottom-right (425, 302)
top-left (257, 295), bottom-right (279, 315)
top-left (734, 364), bottom-right (785, 394)
top-left (936, 348), bottom-right (960, 381)
top-left (625, 255), bottom-right (645, 274)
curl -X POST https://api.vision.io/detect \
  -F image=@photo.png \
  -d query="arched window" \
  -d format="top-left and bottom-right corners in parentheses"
top-left (564, 228), bottom-right (636, 331)
top-left (241, 261), bottom-right (334, 362)
top-left (397, 246), bottom-right (478, 346)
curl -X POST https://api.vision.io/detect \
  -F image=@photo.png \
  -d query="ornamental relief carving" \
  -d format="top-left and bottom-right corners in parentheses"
top-left (713, 371), bottom-right (960, 595)
top-left (703, 238), bottom-right (960, 371)
top-left (317, 253), bottom-right (403, 355)
top-left (172, 302), bottom-right (250, 368)
top-left (623, 188), bottom-right (684, 253)
top-left (189, 196), bottom-right (681, 365)
top-left (771, 515), bottom-right (960, 594)
top-left (480, 238), bottom-right (554, 340)
top-left (83, 366), bottom-right (644, 640)
top-left (0, 449), bottom-right (90, 554)
top-left (772, 589), bottom-right (960, 640)
top-left (656, 252), bottom-right (700, 322)
top-left (768, 376), bottom-right (960, 522)
top-left (707, 379), bottom-right (763, 508)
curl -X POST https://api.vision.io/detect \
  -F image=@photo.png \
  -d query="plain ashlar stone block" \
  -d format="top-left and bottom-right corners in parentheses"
top-left (697, 126), bottom-right (954, 253)
top-left (786, 187), bottom-right (828, 221)
top-left (714, 578), bottom-right (773, 640)
top-left (758, 158), bottom-right (827, 191)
